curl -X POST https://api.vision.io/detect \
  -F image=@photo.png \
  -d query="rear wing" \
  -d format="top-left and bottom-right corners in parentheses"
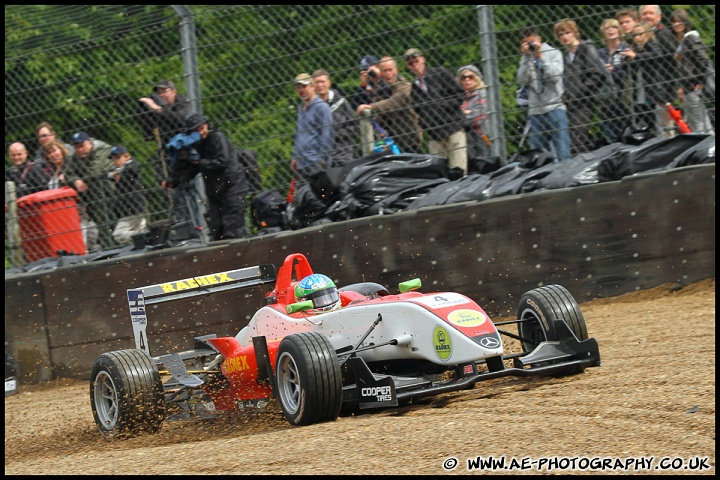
top-left (126, 264), bottom-right (276, 356)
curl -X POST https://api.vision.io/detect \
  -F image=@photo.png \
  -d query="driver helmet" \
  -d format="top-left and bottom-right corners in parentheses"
top-left (294, 274), bottom-right (341, 312)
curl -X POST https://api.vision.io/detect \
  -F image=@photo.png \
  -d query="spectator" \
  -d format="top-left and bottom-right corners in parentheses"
top-left (670, 8), bottom-right (714, 134)
top-left (139, 80), bottom-right (191, 147)
top-left (106, 146), bottom-right (148, 246)
top-left (553, 18), bottom-right (609, 154)
top-left (181, 113), bottom-right (248, 241)
top-left (33, 121), bottom-right (74, 164)
top-left (515, 27), bottom-right (572, 162)
top-left (312, 68), bottom-right (359, 167)
top-left (621, 22), bottom-right (665, 138)
top-left (616, 8), bottom-right (639, 43)
top-left (65, 131), bottom-right (115, 250)
top-left (138, 80), bottom-right (201, 226)
top-left (5, 142), bottom-right (50, 198)
top-left (290, 73), bottom-right (334, 184)
top-left (40, 140), bottom-right (71, 190)
top-left (356, 56), bottom-right (423, 154)
top-left (598, 18), bottom-right (631, 144)
top-left (351, 55), bottom-right (381, 111)
top-left (456, 64), bottom-right (491, 160)
top-left (639, 5), bottom-right (679, 137)
top-left (404, 48), bottom-right (468, 175)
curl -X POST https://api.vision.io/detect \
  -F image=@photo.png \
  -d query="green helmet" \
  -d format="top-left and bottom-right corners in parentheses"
top-left (294, 274), bottom-right (340, 311)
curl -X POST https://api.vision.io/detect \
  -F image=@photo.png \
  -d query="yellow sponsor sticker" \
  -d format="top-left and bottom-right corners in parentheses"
top-left (433, 325), bottom-right (452, 361)
top-left (160, 272), bottom-right (233, 293)
top-left (225, 355), bottom-right (250, 374)
top-left (447, 309), bottom-right (487, 328)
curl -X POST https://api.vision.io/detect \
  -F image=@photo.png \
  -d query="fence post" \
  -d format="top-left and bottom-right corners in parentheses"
top-left (477, 5), bottom-right (507, 165)
top-left (172, 5), bottom-right (202, 116)
top-left (4, 182), bottom-right (23, 267)
top-left (360, 109), bottom-right (375, 156)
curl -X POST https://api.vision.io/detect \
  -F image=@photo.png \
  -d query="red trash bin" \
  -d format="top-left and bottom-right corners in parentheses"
top-left (16, 187), bottom-right (87, 263)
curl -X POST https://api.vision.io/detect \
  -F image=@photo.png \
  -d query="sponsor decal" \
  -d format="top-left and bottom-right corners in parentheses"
top-left (479, 335), bottom-right (501, 349)
top-left (236, 398), bottom-right (270, 410)
top-left (433, 325), bottom-right (453, 361)
top-left (413, 293), bottom-right (470, 309)
top-left (463, 364), bottom-right (475, 375)
top-left (128, 290), bottom-right (147, 325)
top-left (224, 355), bottom-right (250, 373)
top-left (361, 385), bottom-right (394, 402)
top-left (160, 272), bottom-right (233, 293)
top-left (526, 298), bottom-right (549, 332)
top-left (448, 309), bottom-right (487, 328)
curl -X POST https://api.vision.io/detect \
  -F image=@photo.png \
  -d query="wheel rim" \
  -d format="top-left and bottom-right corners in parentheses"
top-left (93, 370), bottom-right (119, 429)
top-left (519, 308), bottom-right (547, 351)
top-left (276, 352), bottom-right (301, 414)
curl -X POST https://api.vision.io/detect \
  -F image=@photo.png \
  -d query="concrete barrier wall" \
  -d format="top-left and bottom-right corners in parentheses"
top-left (5, 164), bottom-right (715, 383)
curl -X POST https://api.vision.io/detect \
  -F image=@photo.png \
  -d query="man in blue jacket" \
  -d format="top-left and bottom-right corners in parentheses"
top-left (290, 73), bottom-right (334, 185)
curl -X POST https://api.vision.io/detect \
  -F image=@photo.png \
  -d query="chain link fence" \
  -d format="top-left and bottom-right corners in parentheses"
top-left (5, 5), bottom-right (716, 268)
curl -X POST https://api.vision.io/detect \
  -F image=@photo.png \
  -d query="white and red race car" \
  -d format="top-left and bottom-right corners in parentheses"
top-left (90, 253), bottom-right (600, 439)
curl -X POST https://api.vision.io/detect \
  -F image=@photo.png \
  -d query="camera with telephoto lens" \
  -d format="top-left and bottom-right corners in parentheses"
top-left (528, 42), bottom-right (537, 52)
top-left (367, 68), bottom-right (379, 79)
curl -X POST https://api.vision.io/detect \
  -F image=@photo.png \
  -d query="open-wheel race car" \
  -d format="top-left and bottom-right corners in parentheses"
top-left (90, 253), bottom-right (600, 439)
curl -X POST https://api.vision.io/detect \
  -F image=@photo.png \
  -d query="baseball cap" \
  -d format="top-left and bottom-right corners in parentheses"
top-left (185, 113), bottom-right (209, 132)
top-left (403, 48), bottom-right (424, 61)
top-left (154, 79), bottom-right (176, 92)
top-left (109, 145), bottom-right (128, 158)
top-left (294, 73), bottom-right (313, 85)
top-left (359, 55), bottom-right (380, 71)
top-left (71, 132), bottom-right (90, 144)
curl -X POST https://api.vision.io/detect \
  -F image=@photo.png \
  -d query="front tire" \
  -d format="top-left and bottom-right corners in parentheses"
top-left (517, 285), bottom-right (588, 353)
top-left (275, 332), bottom-right (342, 426)
top-left (90, 349), bottom-right (166, 440)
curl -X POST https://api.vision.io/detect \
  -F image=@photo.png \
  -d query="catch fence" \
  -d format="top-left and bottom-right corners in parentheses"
top-left (4, 5), bottom-right (716, 267)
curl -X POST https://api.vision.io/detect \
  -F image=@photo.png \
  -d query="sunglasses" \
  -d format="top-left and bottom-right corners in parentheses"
top-left (460, 75), bottom-right (475, 80)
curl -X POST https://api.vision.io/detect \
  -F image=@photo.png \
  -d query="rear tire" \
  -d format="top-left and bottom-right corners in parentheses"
top-left (517, 285), bottom-right (588, 354)
top-left (275, 332), bottom-right (342, 426)
top-left (90, 349), bottom-right (166, 440)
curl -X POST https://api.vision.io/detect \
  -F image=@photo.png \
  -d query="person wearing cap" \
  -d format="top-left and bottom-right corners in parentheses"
top-left (404, 48), bottom-right (469, 175)
top-left (106, 146), bottom-right (147, 246)
top-left (351, 55), bottom-right (383, 111)
top-left (5, 142), bottom-right (50, 198)
top-left (65, 131), bottom-right (115, 249)
top-left (290, 73), bottom-right (334, 183)
top-left (516, 26), bottom-right (572, 162)
top-left (139, 80), bottom-right (191, 145)
top-left (312, 68), bottom-right (359, 167)
top-left (356, 55), bottom-right (423, 154)
top-left (138, 80), bottom-right (192, 191)
top-left (179, 113), bottom-right (248, 241)
top-left (457, 65), bottom-right (492, 160)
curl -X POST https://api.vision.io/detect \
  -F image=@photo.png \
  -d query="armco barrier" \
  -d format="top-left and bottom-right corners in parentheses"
top-left (4, 164), bottom-right (715, 383)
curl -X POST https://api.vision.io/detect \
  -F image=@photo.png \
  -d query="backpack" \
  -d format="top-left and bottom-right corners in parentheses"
top-left (251, 189), bottom-right (288, 230)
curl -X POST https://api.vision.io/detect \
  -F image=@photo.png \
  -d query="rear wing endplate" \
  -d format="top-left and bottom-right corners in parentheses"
top-left (126, 264), bottom-right (276, 355)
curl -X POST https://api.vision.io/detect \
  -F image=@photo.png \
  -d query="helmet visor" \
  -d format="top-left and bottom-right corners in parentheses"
top-left (307, 287), bottom-right (340, 310)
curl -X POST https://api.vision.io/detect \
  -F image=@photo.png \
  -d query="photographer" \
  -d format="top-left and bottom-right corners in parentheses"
top-left (138, 79), bottom-right (191, 185)
top-left (356, 56), bottom-right (422, 154)
top-left (515, 26), bottom-right (572, 161)
top-left (175, 113), bottom-right (248, 241)
top-left (105, 146), bottom-right (148, 246)
top-left (139, 79), bottom-right (205, 230)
